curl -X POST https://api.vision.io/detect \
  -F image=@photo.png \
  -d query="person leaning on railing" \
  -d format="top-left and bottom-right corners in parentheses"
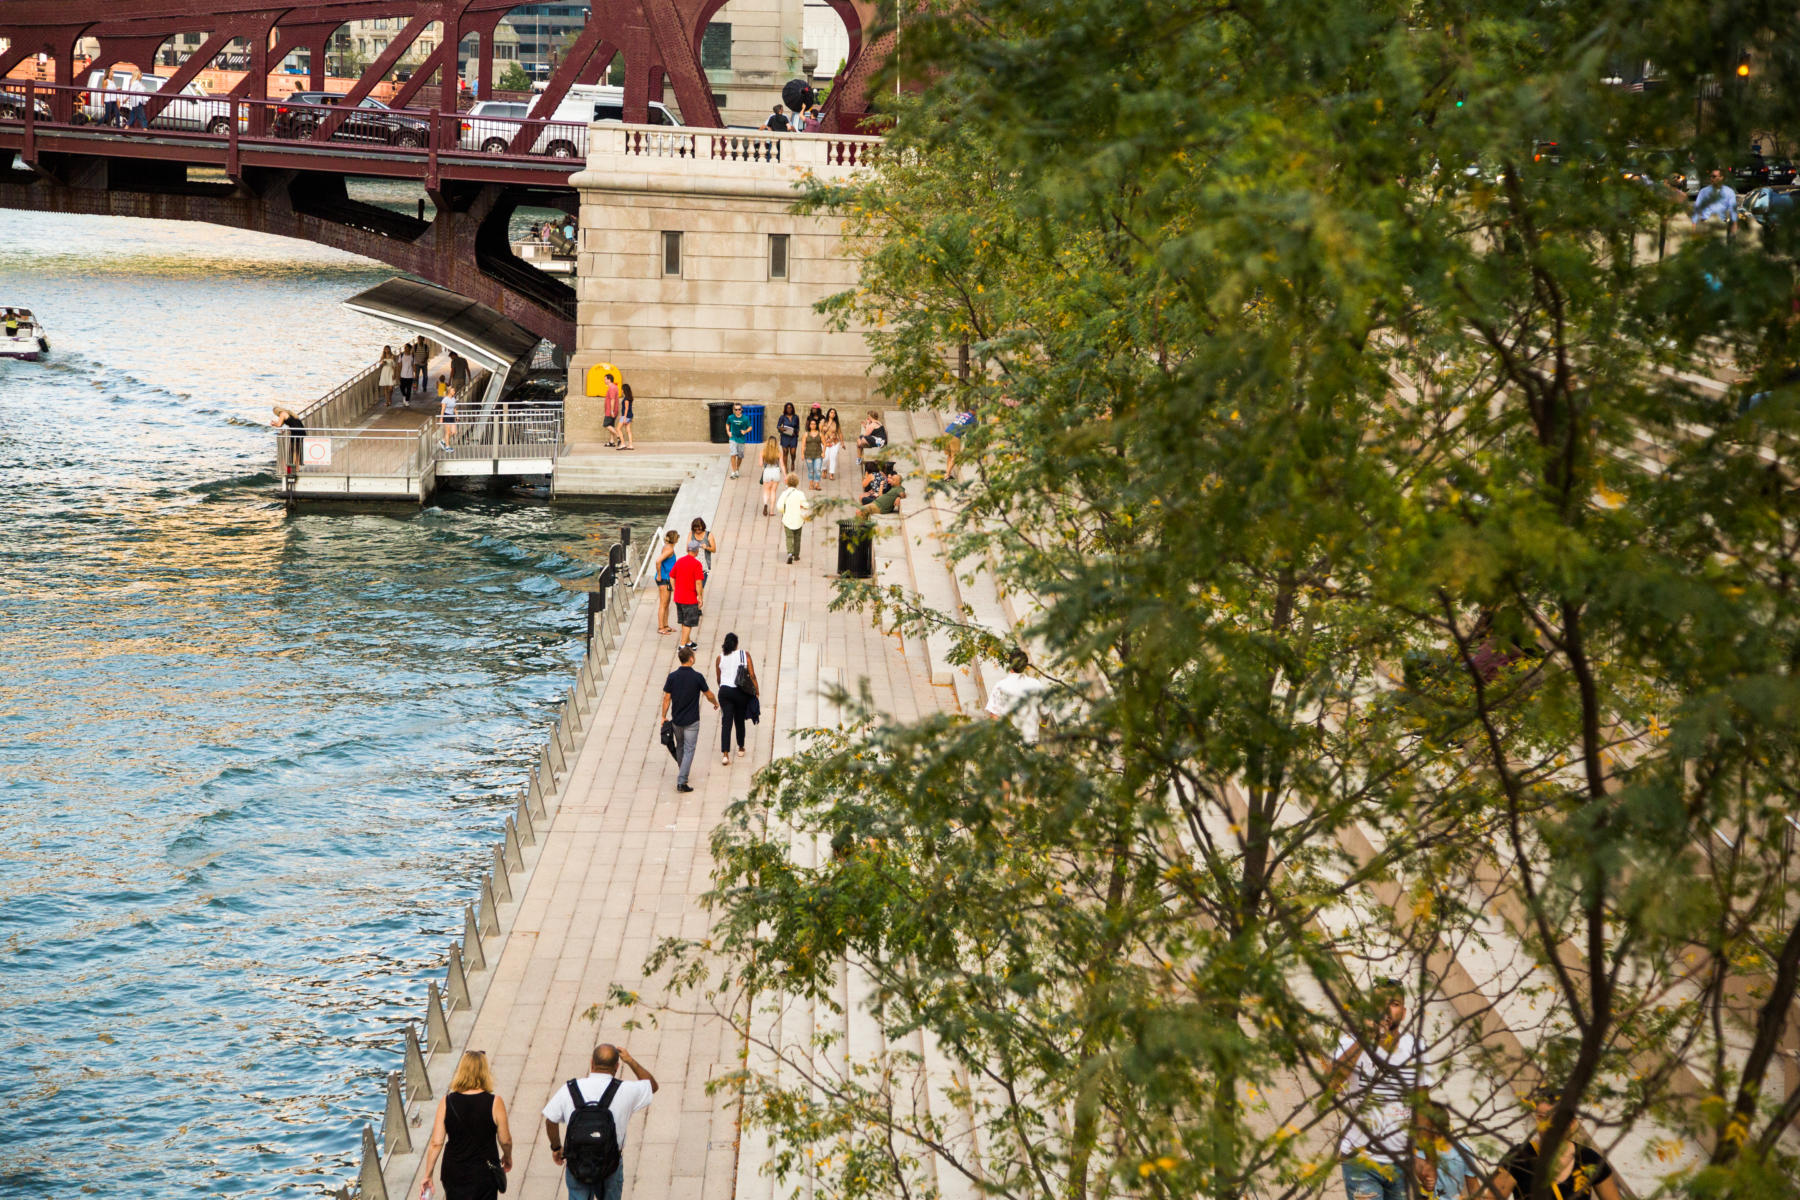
top-left (270, 406), bottom-right (305, 474)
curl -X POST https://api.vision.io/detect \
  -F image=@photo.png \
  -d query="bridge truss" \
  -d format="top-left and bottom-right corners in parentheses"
top-left (0, 0), bottom-right (887, 346)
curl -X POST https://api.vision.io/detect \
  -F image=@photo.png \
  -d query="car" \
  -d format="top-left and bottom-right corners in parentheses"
top-left (1736, 153), bottom-right (1797, 189)
top-left (1744, 186), bottom-right (1796, 227)
top-left (80, 69), bottom-right (237, 133)
top-left (458, 99), bottom-right (531, 153)
top-left (1620, 146), bottom-right (1691, 193)
top-left (272, 92), bottom-right (432, 148)
top-left (0, 90), bottom-right (50, 122)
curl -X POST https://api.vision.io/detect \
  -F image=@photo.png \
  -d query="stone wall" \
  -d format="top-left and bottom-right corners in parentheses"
top-left (568, 129), bottom-right (881, 444)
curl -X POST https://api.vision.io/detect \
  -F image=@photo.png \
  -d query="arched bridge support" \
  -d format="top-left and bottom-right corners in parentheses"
top-left (0, 149), bottom-right (575, 346)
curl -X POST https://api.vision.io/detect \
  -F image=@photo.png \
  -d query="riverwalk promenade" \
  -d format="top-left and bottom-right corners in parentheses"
top-left (395, 426), bottom-right (962, 1200)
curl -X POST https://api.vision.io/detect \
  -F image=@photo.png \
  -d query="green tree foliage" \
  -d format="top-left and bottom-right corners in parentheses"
top-left (647, 1), bottom-right (1800, 1197)
top-left (496, 61), bottom-right (533, 93)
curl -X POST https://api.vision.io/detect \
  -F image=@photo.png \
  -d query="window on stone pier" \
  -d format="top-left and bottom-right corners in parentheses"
top-left (768, 233), bottom-right (789, 280)
top-left (663, 231), bottom-right (683, 277)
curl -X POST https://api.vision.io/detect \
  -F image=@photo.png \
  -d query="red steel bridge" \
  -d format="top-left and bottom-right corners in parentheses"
top-left (0, 0), bottom-right (889, 346)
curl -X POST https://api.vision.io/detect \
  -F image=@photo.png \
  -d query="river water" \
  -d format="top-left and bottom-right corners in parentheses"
top-left (0, 211), bottom-right (655, 1196)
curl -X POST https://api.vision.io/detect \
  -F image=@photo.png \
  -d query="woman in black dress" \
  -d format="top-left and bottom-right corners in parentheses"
top-left (777, 402), bottom-right (801, 475)
top-left (419, 1050), bottom-right (513, 1200)
top-left (1480, 1088), bottom-right (1621, 1200)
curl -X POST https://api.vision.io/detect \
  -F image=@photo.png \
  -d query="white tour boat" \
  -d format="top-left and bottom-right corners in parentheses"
top-left (1, 307), bottom-right (51, 361)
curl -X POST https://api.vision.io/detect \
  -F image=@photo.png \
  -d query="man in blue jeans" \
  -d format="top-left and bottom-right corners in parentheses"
top-left (1327, 979), bottom-right (1433, 1200)
top-left (542, 1043), bottom-right (658, 1199)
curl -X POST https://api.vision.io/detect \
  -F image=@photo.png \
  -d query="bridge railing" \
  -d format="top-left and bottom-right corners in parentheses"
top-left (442, 108), bottom-right (593, 162)
top-left (0, 81), bottom-right (882, 174)
top-left (438, 406), bottom-right (565, 463)
top-left (0, 80), bottom-right (587, 166)
top-left (298, 362), bottom-right (386, 431)
top-left (278, 424), bottom-right (435, 482)
top-left (591, 123), bottom-right (884, 171)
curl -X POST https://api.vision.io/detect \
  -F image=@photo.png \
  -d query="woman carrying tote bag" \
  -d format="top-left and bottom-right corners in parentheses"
top-left (715, 631), bottom-right (761, 764)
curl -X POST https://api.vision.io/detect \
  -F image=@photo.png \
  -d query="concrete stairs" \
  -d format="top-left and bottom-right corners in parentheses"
top-left (733, 561), bottom-right (986, 1200)
top-left (553, 448), bottom-right (724, 497)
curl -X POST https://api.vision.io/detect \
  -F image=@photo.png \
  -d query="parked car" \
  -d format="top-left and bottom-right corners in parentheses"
top-left (1736, 153), bottom-right (1798, 189)
top-left (1744, 186), bottom-right (1796, 227)
top-left (0, 90), bottom-right (50, 121)
top-left (80, 69), bottom-right (236, 133)
top-left (272, 92), bottom-right (432, 148)
top-left (458, 99), bottom-right (531, 152)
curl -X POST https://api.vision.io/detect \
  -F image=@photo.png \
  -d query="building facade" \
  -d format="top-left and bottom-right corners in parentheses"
top-left (566, 127), bottom-right (881, 443)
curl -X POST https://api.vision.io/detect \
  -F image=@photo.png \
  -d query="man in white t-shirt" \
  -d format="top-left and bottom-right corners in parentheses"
top-left (1326, 979), bottom-right (1432, 1200)
top-left (984, 649), bottom-right (1052, 744)
top-left (542, 1044), bottom-right (658, 1200)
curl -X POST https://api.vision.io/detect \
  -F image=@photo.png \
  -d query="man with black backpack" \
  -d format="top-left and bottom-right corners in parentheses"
top-left (541, 1044), bottom-right (658, 1199)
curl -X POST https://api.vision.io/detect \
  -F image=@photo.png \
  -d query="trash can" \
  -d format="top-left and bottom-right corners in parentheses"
top-left (743, 403), bottom-right (766, 443)
top-left (707, 401), bottom-right (733, 444)
top-left (836, 519), bottom-right (875, 578)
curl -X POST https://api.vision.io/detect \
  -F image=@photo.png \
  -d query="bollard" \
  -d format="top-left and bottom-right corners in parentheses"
top-left (425, 981), bottom-right (451, 1054)
top-left (540, 741), bottom-right (560, 783)
top-left (462, 905), bottom-right (487, 971)
top-left (526, 767), bottom-right (547, 820)
top-left (514, 796), bottom-right (536, 846)
top-left (491, 845), bottom-right (514, 903)
top-left (556, 711), bottom-right (575, 754)
top-left (359, 1125), bottom-right (390, 1200)
top-left (567, 687), bottom-right (585, 730)
top-left (479, 876), bottom-right (502, 935)
top-left (547, 735), bottom-right (567, 779)
top-left (383, 1070), bottom-right (412, 1155)
top-left (504, 815), bottom-right (525, 871)
top-left (446, 942), bottom-right (472, 1010)
top-left (588, 626), bottom-right (611, 669)
top-left (403, 1022), bottom-right (432, 1102)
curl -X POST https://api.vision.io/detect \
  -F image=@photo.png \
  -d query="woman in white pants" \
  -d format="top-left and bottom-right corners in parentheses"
top-left (822, 408), bottom-right (843, 480)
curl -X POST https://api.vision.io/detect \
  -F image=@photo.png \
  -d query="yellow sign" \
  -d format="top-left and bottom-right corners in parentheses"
top-left (585, 362), bottom-right (624, 396)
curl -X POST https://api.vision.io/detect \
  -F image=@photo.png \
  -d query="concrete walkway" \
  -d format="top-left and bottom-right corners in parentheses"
top-left (401, 450), bottom-right (954, 1200)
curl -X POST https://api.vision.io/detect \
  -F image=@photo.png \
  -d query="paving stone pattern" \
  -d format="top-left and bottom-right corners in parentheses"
top-left (402, 440), bottom-right (957, 1200)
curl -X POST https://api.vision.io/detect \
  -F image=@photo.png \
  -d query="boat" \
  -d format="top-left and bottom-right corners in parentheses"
top-left (510, 236), bottom-right (576, 276)
top-left (0, 307), bottom-right (51, 361)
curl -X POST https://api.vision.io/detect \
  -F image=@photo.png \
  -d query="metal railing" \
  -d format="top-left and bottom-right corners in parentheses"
top-left (0, 79), bottom-right (670, 170)
top-left (297, 362), bottom-right (384, 431)
top-left (342, 530), bottom-right (641, 1200)
top-left (280, 424), bottom-right (434, 479)
top-left (437, 406), bottom-right (564, 462)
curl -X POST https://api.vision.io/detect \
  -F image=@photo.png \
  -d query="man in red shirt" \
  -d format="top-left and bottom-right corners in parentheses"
top-left (670, 548), bottom-right (706, 651)
top-left (603, 375), bottom-right (622, 447)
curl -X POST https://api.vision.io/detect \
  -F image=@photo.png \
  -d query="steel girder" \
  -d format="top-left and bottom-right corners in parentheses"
top-left (0, 0), bottom-right (883, 131)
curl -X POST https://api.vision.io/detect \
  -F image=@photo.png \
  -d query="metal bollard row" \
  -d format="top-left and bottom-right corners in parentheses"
top-left (355, 534), bottom-right (641, 1197)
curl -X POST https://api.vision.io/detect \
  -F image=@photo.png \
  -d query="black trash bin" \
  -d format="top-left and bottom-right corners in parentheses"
top-left (836, 519), bottom-right (875, 578)
top-left (707, 401), bottom-right (733, 444)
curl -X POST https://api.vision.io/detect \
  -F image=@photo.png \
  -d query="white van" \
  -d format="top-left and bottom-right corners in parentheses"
top-left (459, 87), bottom-right (680, 157)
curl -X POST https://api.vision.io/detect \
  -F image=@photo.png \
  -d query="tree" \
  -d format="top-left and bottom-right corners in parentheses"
top-left (643, 1), bottom-right (1800, 1198)
top-left (497, 61), bottom-right (532, 93)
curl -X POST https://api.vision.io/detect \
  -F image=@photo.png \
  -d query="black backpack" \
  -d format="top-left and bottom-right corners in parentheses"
top-left (564, 1078), bottom-right (623, 1185)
